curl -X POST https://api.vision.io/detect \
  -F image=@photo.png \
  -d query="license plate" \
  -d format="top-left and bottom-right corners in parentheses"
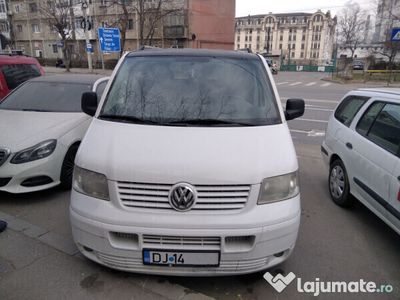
top-left (143, 249), bottom-right (220, 267)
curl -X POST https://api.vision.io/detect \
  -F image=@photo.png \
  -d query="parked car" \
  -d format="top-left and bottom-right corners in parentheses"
top-left (0, 54), bottom-right (45, 100)
top-left (70, 49), bottom-right (305, 276)
top-left (322, 89), bottom-right (400, 235)
top-left (0, 74), bottom-right (109, 193)
top-left (353, 61), bottom-right (364, 70)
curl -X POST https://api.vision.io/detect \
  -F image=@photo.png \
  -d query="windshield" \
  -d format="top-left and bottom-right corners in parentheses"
top-left (0, 81), bottom-right (92, 112)
top-left (100, 55), bottom-right (280, 126)
top-left (1, 64), bottom-right (41, 90)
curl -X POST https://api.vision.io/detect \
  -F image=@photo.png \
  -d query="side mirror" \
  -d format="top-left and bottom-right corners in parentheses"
top-left (81, 92), bottom-right (98, 116)
top-left (285, 99), bottom-right (305, 121)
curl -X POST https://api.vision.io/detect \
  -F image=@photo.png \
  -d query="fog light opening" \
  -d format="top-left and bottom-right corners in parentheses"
top-left (274, 251), bottom-right (285, 257)
top-left (83, 246), bottom-right (93, 252)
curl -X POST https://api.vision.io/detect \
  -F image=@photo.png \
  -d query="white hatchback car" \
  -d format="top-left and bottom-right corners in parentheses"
top-left (322, 89), bottom-right (400, 235)
top-left (0, 75), bottom-right (108, 193)
top-left (71, 49), bottom-right (305, 276)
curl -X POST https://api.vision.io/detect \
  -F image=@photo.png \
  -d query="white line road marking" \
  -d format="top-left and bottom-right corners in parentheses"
top-left (305, 82), bottom-right (317, 86)
top-left (276, 82), bottom-right (289, 85)
top-left (321, 82), bottom-right (332, 87)
top-left (289, 82), bottom-right (302, 86)
top-left (290, 129), bottom-right (326, 137)
top-left (296, 118), bottom-right (329, 123)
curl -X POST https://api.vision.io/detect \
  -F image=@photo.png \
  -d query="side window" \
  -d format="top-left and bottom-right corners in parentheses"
top-left (334, 96), bottom-right (369, 127)
top-left (357, 102), bottom-right (400, 155)
top-left (356, 102), bottom-right (385, 136)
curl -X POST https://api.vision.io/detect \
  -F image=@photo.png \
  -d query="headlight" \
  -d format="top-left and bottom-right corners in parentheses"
top-left (73, 166), bottom-right (109, 201)
top-left (11, 140), bottom-right (57, 164)
top-left (258, 172), bottom-right (299, 204)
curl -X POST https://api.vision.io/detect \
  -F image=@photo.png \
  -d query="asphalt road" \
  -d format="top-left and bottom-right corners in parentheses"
top-left (1, 72), bottom-right (399, 299)
top-left (275, 72), bottom-right (394, 145)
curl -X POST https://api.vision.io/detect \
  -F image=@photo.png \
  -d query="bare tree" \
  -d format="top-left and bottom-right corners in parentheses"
top-left (338, 1), bottom-right (368, 75)
top-left (39, 0), bottom-right (74, 71)
top-left (108, 0), bottom-right (184, 52)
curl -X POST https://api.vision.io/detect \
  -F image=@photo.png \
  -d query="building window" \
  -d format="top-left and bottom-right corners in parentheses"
top-left (249, 36), bottom-right (252, 42)
top-left (31, 24), bottom-right (40, 33)
top-left (292, 44), bottom-right (296, 50)
top-left (300, 52), bottom-right (304, 58)
top-left (17, 24), bottom-right (22, 32)
top-left (301, 43), bottom-right (305, 50)
top-left (257, 36), bottom-right (260, 42)
top-left (128, 19), bottom-right (134, 30)
top-left (245, 36), bottom-right (248, 42)
top-left (52, 44), bottom-right (58, 53)
top-left (280, 35), bottom-right (283, 41)
top-left (279, 44), bottom-right (282, 50)
top-left (0, 0), bottom-right (6, 13)
top-left (14, 4), bottom-right (21, 13)
top-left (291, 52), bottom-right (295, 58)
top-left (237, 35), bottom-right (240, 42)
top-left (29, 2), bottom-right (38, 13)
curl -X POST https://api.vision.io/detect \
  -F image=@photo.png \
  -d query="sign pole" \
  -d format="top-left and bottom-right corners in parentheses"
top-left (82, 1), bottom-right (93, 72)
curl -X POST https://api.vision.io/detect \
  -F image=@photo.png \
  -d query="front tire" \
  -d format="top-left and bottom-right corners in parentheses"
top-left (329, 159), bottom-right (354, 207)
top-left (60, 144), bottom-right (79, 190)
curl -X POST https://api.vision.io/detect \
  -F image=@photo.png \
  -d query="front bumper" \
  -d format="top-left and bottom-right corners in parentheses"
top-left (70, 190), bottom-right (301, 276)
top-left (0, 144), bottom-right (66, 193)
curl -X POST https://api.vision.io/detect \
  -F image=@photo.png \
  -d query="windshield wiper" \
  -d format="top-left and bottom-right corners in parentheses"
top-left (98, 114), bottom-right (161, 125)
top-left (166, 119), bottom-right (256, 126)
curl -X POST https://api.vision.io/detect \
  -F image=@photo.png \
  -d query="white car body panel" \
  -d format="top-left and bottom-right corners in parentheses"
top-left (322, 90), bottom-right (400, 235)
top-left (0, 78), bottom-right (108, 193)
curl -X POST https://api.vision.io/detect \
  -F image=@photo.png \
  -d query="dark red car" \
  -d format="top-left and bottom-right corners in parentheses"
top-left (0, 55), bottom-right (45, 100)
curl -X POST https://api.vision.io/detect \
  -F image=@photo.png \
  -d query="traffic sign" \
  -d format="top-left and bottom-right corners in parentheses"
top-left (98, 27), bottom-right (121, 52)
top-left (391, 28), bottom-right (400, 41)
top-left (86, 43), bottom-right (94, 54)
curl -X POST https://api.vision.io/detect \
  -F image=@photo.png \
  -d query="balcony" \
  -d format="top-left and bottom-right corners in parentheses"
top-left (164, 25), bottom-right (186, 39)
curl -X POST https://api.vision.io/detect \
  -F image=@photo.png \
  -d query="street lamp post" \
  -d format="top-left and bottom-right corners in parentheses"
top-left (82, 0), bottom-right (93, 72)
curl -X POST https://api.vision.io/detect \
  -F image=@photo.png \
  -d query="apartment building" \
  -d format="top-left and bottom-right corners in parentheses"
top-left (0, 0), bottom-right (11, 49)
top-left (7, 0), bottom-right (234, 63)
top-left (235, 10), bottom-right (337, 65)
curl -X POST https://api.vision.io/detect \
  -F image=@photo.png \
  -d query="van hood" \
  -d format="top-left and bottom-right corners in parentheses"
top-left (77, 119), bottom-right (298, 185)
top-left (0, 110), bottom-right (89, 151)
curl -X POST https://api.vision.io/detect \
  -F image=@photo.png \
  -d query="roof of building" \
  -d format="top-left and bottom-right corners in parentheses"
top-left (236, 12), bottom-right (314, 19)
top-left (127, 48), bottom-right (259, 59)
top-left (30, 74), bottom-right (105, 85)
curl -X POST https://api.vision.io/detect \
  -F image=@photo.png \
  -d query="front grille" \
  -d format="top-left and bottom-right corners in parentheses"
top-left (143, 235), bottom-right (221, 247)
top-left (117, 182), bottom-right (251, 211)
top-left (0, 148), bottom-right (10, 167)
top-left (95, 252), bottom-right (269, 274)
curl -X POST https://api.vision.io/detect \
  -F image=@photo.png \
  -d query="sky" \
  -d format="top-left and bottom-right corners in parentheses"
top-left (235, 0), bottom-right (376, 17)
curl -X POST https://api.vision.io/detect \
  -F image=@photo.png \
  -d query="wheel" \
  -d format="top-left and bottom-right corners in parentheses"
top-left (60, 144), bottom-right (79, 190)
top-left (329, 159), bottom-right (354, 207)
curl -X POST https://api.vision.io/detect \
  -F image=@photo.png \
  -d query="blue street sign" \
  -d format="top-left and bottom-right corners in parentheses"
top-left (57, 41), bottom-right (64, 48)
top-left (86, 43), bottom-right (94, 53)
top-left (391, 28), bottom-right (400, 41)
top-left (98, 27), bottom-right (121, 52)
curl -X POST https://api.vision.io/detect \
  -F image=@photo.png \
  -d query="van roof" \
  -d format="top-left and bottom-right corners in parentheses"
top-left (126, 48), bottom-right (259, 59)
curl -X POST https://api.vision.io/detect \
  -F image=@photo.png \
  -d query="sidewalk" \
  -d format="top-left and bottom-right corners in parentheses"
top-left (44, 66), bottom-right (113, 76)
top-left (0, 209), bottom-right (213, 300)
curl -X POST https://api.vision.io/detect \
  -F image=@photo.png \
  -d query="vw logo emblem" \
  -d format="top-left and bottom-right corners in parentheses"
top-left (169, 183), bottom-right (197, 212)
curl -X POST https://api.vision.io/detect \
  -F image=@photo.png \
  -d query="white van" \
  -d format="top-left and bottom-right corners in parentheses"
top-left (70, 49), bottom-right (305, 276)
